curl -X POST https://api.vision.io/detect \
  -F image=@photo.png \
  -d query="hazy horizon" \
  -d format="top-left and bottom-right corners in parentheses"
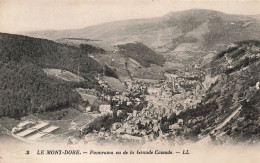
top-left (0, 0), bottom-right (260, 34)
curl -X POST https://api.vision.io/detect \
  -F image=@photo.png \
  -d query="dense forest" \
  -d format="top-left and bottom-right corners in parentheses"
top-left (117, 42), bottom-right (166, 67)
top-left (80, 44), bottom-right (106, 54)
top-left (0, 62), bottom-right (82, 119)
top-left (0, 33), bottom-right (116, 119)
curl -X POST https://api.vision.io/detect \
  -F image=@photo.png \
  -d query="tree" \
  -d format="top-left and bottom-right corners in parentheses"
top-left (168, 113), bottom-right (177, 124)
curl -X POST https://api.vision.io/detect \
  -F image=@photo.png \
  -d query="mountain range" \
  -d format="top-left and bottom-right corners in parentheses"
top-left (25, 9), bottom-right (260, 54)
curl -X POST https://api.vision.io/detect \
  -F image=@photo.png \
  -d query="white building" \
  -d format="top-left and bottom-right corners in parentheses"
top-left (86, 106), bottom-right (92, 112)
top-left (99, 105), bottom-right (112, 114)
top-left (256, 81), bottom-right (259, 90)
top-left (147, 87), bottom-right (161, 95)
top-left (133, 110), bottom-right (138, 117)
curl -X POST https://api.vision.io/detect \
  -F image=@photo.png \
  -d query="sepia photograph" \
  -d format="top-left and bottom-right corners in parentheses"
top-left (0, 0), bottom-right (260, 162)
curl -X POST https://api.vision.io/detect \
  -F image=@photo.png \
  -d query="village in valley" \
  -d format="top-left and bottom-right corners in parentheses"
top-left (10, 66), bottom-right (207, 145)
top-left (70, 67), bottom-right (206, 144)
top-left (10, 44), bottom-right (260, 145)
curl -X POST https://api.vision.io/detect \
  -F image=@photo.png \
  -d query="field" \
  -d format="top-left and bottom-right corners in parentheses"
top-left (75, 88), bottom-right (98, 104)
top-left (128, 63), bottom-right (165, 80)
top-left (103, 76), bottom-right (126, 92)
top-left (133, 78), bottom-right (159, 83)
top-left (43, 68), bottom-right (85, 82)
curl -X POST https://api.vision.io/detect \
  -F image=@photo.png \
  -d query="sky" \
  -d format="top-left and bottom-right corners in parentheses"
top-left (0, 0), bottom-right (260, 34)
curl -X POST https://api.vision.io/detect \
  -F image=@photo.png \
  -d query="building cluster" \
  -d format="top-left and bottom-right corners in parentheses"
top-left (99, 105), bottom-right (112, 114)
top-left (81, 70), bottom-right (206, 144)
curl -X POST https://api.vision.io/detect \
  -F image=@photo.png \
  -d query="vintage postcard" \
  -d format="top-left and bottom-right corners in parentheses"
top-left (0, 0), bottom-right (260, 162)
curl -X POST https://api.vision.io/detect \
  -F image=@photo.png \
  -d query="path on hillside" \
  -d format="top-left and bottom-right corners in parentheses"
top-left (214, 106), bottom-right (241, 131)
top-left (196, 105), bottom-right (242, 144)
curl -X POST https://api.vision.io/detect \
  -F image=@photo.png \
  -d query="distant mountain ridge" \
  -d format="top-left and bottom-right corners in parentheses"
top-left (24, 9), bottom-right (260, 54)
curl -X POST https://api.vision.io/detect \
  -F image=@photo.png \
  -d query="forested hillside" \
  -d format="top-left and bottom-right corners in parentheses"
top-left (80, 44), bottom-right (106, 54)
top-left (0, 62), bottom-right (81, 119)
top-left (117, 42), bottom-right (166, 67)
top-left (0, 33), bottom-right (104, 80)
top-left (0, 33), bottom-right (113, 119)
